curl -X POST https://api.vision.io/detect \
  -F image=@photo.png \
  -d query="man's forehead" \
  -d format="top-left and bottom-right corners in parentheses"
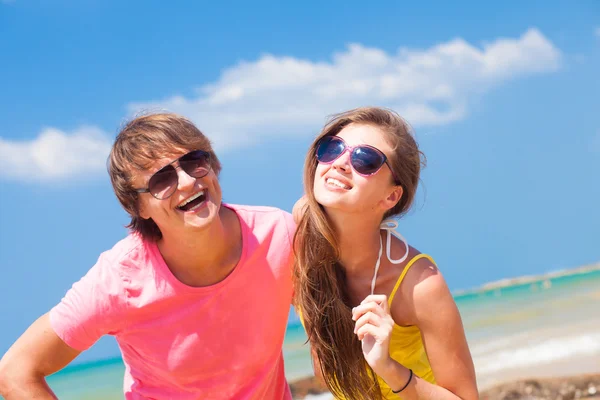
top-left (145, 147), bottom-right (190, 168)
top-left (127, 147), bottom-right (190, 183)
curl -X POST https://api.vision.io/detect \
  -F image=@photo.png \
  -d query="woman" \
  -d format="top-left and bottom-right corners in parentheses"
top-left (293, 107), bottom-right (478, 400)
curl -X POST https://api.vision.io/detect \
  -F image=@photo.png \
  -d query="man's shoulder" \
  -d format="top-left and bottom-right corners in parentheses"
top-left (226, 203), bottom-right (289, 214)
top-left (226, 203), bottom-right (292, 224)
top-left (227, 203), bottom-right (295, 241)
top-left (97, 233), bottom-right (152, 273)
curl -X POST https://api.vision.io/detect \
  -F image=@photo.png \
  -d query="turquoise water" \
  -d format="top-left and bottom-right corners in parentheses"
top-left (20, 268), bottom-right (600, 398)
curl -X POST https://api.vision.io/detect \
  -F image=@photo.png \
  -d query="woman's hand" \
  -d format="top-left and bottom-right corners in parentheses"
top-left (352, 294), bottom-right (395, 375)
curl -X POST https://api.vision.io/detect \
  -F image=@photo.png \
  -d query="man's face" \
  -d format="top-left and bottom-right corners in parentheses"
top-left (131, 149), bottom-right (223, 238)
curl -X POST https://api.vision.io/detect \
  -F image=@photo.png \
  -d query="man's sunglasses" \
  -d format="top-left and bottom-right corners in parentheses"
top-left (315, 136), bottom-right (399, 184)
top-left (135, 150), bottom-right (211, 200)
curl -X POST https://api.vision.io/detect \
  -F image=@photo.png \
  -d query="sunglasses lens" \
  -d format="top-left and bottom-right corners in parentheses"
top-left (145, 150), bottom-right (210, 200)
top-left (351, 147), bottom-right (386, 175)
top-left (180, 150), bottom-right (211, 178)
top-left (316, 136), bottom-right (344, 163)
top-left (148, 166), bottom-right (178, 200)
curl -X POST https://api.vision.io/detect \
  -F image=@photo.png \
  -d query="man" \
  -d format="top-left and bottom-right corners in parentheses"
top-left (0, 113), bottom-right (295, 399)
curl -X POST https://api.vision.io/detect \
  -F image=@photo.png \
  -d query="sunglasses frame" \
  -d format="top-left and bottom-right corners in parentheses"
top-left (134, 150), bottom-right (212, 200)
top-left (316, 136), bottom-right (400, 184)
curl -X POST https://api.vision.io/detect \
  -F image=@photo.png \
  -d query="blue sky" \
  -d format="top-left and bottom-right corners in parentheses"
top-left (1, 0), bottom-right (598, 364)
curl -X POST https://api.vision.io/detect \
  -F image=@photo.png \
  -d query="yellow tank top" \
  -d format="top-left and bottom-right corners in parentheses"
top-left (373, 253), bottom-right (436, 399)
top-left (298, 253), bottom-right (437, 399)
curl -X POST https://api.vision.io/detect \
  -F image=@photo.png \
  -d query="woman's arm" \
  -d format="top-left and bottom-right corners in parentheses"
top-left (353, 261), bottom-right (478, 399)
top-left (386, 260), bottom-right (478, 399)
top-left (408, 264), bottom-right (478, 399)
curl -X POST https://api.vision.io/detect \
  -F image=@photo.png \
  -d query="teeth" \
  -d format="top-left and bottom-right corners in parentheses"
top-left (177, 190), bottom-right (205, 208)
top-left (326, 178), bottom-right (350, 189)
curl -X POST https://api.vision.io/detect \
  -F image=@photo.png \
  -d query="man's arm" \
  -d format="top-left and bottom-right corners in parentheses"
top-left (0, 313), bottom-right (81, 399)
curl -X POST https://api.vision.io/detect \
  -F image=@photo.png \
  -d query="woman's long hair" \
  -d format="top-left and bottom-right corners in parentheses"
top-left (293, 107), bottom-right (425, 399)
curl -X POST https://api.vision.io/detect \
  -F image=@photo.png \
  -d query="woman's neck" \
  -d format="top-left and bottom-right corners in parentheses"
top-left (327, 210), bottom-right (383, 277)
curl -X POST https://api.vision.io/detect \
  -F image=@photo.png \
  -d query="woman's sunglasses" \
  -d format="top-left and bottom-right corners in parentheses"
top-left (315, 136), bottom-right (399, 184)
top-left (135, 150), bottom-right (211, 200)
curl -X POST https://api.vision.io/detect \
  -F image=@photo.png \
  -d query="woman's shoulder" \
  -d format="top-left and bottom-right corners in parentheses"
top-left (389, 245), bottom-right (453, 321)
top-left (292, 196), bottom-right (308, 224)
top-left (387, 233), bottom-right (439, 288)
top-left (403, 253), bottom-right (445, 297)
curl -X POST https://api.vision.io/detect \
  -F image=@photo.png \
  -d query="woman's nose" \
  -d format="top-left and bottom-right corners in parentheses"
top-left (331, 149), bottom-right (351, 173)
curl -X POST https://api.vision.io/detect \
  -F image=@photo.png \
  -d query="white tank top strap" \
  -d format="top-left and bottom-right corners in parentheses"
top-left (370, 218), bottom-right (409, 295)
top-left (380, 219), bottom-right (409, 264)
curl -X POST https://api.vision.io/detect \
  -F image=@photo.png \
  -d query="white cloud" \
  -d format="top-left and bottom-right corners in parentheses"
top-left (0, 127), bottom-right (112, 182)
top-left (129, 28), bottom-right (561, 151)
top-left (0, 28), bottom-right (562, 183)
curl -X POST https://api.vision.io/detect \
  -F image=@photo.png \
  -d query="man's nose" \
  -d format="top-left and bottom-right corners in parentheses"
top-left (175, 165), bottom-right (197, 190)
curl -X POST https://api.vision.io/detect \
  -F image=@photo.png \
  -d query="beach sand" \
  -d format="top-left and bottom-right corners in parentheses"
top-left (289, 373), bottom-right (600, 400)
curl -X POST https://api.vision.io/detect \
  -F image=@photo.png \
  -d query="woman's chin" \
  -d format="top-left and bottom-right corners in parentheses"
top-left (316, 195), bottom-right (354, 212)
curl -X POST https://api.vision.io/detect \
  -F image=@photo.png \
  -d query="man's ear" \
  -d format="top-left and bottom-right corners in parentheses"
top-left (138, 201), bottom-right (150, 220)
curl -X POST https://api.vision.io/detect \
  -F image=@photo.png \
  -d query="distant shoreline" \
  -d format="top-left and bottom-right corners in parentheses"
top-left (452, 262), bottom-right (600, 297)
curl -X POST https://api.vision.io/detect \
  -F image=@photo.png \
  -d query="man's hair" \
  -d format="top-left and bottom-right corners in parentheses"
top-left (107, 112), bottom-right (222, 241)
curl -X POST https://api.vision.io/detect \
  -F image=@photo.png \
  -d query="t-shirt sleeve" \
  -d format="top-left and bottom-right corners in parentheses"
top-left (282, 209), bottom-right (297, 256)
top-left (282, 211), bottom-right (296, 249)
top-left (282, 210), bottom-right (297, 300)
top-left (49, 252), bottom-right (127, 351)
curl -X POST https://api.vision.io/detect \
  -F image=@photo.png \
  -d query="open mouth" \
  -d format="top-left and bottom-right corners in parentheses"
top-left (176, 190), bottom-right (207, 212)
top-left (326, 177), bottom-right (352, 190)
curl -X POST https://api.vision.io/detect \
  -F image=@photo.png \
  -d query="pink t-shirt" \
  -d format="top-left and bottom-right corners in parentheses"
top-left (50, 204), bottom-right (295, 400)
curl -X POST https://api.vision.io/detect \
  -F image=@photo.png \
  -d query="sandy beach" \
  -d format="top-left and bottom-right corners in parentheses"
top-left (289, 374), bottom-right (600, 400)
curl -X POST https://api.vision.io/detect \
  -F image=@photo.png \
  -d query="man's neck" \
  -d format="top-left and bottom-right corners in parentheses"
top-left (157, 206), bottom-right (243, 287)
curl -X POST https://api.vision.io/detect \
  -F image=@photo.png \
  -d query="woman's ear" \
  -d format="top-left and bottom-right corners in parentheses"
top-left (382, 185), bottom-right (403, 211)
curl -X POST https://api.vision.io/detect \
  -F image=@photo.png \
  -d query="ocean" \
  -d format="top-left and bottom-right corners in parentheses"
top-left (35, 266), bottom-right (600, 398)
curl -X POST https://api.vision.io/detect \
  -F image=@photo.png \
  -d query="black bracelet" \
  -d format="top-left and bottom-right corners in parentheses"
top-left (391, 369), bottom-right (413, 394)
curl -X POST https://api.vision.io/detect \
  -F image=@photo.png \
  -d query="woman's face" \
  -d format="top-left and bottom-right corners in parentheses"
top-left (313, 123), bottom-right (398, 216)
